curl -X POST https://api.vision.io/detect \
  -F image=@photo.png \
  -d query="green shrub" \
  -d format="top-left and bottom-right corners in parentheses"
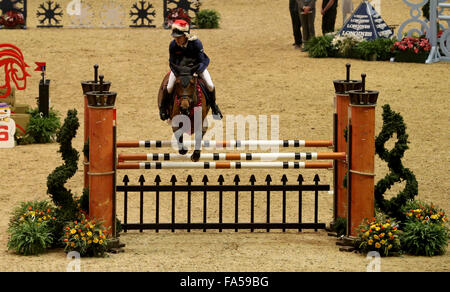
top-left (356, 38), bottom-right (395, 61)
top-left (18, 107), bottom-right (60, 144)
top-left (7, 200), bottom-right (57, 255)
top-left (332, 217), bottom-right (347, 237)
top-left (195, 9), bottom-right (220, 29)
top-left (8, 220), bottom-right (53, 256)
top-left (305, 34), bottom-right (337, 58)
top-left (401, 221), bottom-right (448, 256)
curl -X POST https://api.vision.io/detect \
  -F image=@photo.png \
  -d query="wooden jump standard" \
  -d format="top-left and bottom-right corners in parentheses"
top-left (83, 64), bottom-right (378, 238)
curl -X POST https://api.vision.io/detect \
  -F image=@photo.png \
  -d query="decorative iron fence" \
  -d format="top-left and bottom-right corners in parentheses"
top-left (116, 174), bottom-right (330, 233)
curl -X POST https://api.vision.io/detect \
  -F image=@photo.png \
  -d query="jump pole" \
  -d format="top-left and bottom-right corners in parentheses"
top-left (332, 64), bottom-right (362, 223)
top-left (117, 161), bottom-right (333, 170)
top-left (117, 139), bottom-right (333, 149)
top-left (347, 74), bottom-right (378, 237)
top-left (118, 152), bottom-right (346, 161)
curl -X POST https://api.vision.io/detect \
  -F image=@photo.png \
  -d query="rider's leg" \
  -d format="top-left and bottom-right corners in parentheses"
top-left (160, 71), bottom-right (176, 121)
top-left (199, 69), bottom-right (222, 119)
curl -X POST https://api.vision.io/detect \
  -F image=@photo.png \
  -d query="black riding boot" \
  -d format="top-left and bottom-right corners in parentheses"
top-left (208, 88), bottom-right (223, 120)
top-left (160, 88), bottom-right (172, 121)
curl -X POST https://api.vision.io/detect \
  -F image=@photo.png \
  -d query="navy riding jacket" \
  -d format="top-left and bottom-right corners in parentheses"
top-left (169, 38), bottom-right (210, 74)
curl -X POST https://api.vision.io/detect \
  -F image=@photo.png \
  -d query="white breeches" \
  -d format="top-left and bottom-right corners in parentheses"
top-left (167, 69), bottom-right (214, 93)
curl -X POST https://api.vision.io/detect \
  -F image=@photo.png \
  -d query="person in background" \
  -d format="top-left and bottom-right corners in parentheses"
top-left (321, 0), bottom-right (338, 34)
top-left (342, 0), bottom-right (354, 24)
top-left (297, 0), bottom-right (316, 52)
top-left (289, 0), bottom-right (303, 49)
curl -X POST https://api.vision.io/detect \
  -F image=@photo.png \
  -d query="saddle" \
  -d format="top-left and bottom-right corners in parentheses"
top-left (158, 71), bottom-right (211, 113)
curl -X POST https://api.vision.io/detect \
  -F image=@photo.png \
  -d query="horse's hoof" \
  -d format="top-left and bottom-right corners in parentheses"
top-left (179, 149), bottom-right (188, 155)
top-left (191, 151), bottom-right (201, 162)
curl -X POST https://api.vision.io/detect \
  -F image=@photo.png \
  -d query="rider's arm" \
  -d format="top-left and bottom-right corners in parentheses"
top-left (169, 40), bottom-right (178, 72)
top-left (193, 39), bottom-right (210, 74)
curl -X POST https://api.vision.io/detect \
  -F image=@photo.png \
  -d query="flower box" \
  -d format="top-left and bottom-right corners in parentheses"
top-left (392, 37), bottom-right (431, 63)
top-left (394, 50), bottom-right (429, 63)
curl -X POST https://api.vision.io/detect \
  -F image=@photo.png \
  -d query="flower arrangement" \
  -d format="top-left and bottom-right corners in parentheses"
top-left (402, 200), bottom-right (448, 226)
top-left (331, 34), bottom-right (364, 58)
top-left (392, 37), bottom-right (431, 63)
top-left (393, 37), bottom-right (431, 55)
top-left (399, 200), bottom-right (448, 256)
top-left (7, 201), bottom-right (57, 255)
top-left (62, 213), bottom-right (109, 257)
top-left (356, 213), bottom-right (402, 257)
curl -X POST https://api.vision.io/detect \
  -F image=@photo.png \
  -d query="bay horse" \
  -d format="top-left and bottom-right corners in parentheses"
top-left (157, 61), bottom-right (211, 162)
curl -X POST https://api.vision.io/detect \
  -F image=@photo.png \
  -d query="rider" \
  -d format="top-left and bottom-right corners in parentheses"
top-left (160, 19), bottom-right (223, 121)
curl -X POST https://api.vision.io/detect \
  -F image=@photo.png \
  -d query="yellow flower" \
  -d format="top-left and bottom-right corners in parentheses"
top-left (87, 231), bottom-right (92, 237)
top-left (380, 240), bottom-right (386, 245)
top-left (99, 240), bottom-right (103, 244)
top-left (375, 243), bottom-right (381, 248)
top-left (379, 233), bottom-right (385, 238)
top-left (93, 238), bottom-right (99, 243)
top-left (71, 242), bottom-right (75, 247)
top-left (375, 227), bottom-right (380, 231)
top-left (70, 229), bottom-right (76, 234)
top-left (368, 240), bottom-right (373, 245)
top-left (370, 225), bottom-right (376, 230)
top-left (387, 244), bottom-right (392, 250)
top-left (388, 232), bottom-right (392, 236)
top-left (88, 240), bottom-right (92, 244)
top-left (81, 232), bottom-right (85, 236)
top-left (82, 237), bottom-right (86, 241)
top-left (374, 234), bottom-right (379, 240)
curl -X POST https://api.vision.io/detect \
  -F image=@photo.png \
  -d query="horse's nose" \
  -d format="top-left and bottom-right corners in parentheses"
top-left (181, 107), bottom-right (190, 116)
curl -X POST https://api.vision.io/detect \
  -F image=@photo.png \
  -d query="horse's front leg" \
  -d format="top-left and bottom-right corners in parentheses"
top-left (190, 107), bottom-right (204, 162)
top-left (174, 127), bottom-right (188, 155)
top-left (191, 132), bottom-right (202, 162)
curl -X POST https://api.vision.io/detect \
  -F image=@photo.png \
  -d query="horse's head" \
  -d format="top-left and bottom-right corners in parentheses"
top-left (171, 63), bottom-right (200, 116)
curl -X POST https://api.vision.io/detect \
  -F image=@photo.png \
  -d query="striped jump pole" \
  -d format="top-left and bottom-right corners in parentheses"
top-left (117, 161), bottom-right (333, 170)
top-left (116, 139), bottom-right (333, 149)
top-left (118, 152), bottom-right (346, 162)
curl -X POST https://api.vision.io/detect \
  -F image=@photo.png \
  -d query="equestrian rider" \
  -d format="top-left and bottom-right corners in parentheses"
top-left (160, 19), bottom-right (223, 120)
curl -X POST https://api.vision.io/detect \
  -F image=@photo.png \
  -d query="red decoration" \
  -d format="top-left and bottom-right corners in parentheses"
top-left (0, 10), bottom-right (25, 28)
top-left (0, 43), bottom-right (31, 98)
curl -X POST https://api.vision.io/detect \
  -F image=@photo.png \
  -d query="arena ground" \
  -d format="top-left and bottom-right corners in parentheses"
top-left (0, 0), bottom-right (449, 271)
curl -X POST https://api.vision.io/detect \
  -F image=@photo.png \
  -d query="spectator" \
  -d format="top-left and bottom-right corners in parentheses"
top-left (321, 0), bottom-right (338, 35)
top-left (289, 0), bottom-right (303, 48)
top-left (297, 0), bottom-right (316, 51)
top-left (342, 0), bottom-right (354, 25)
